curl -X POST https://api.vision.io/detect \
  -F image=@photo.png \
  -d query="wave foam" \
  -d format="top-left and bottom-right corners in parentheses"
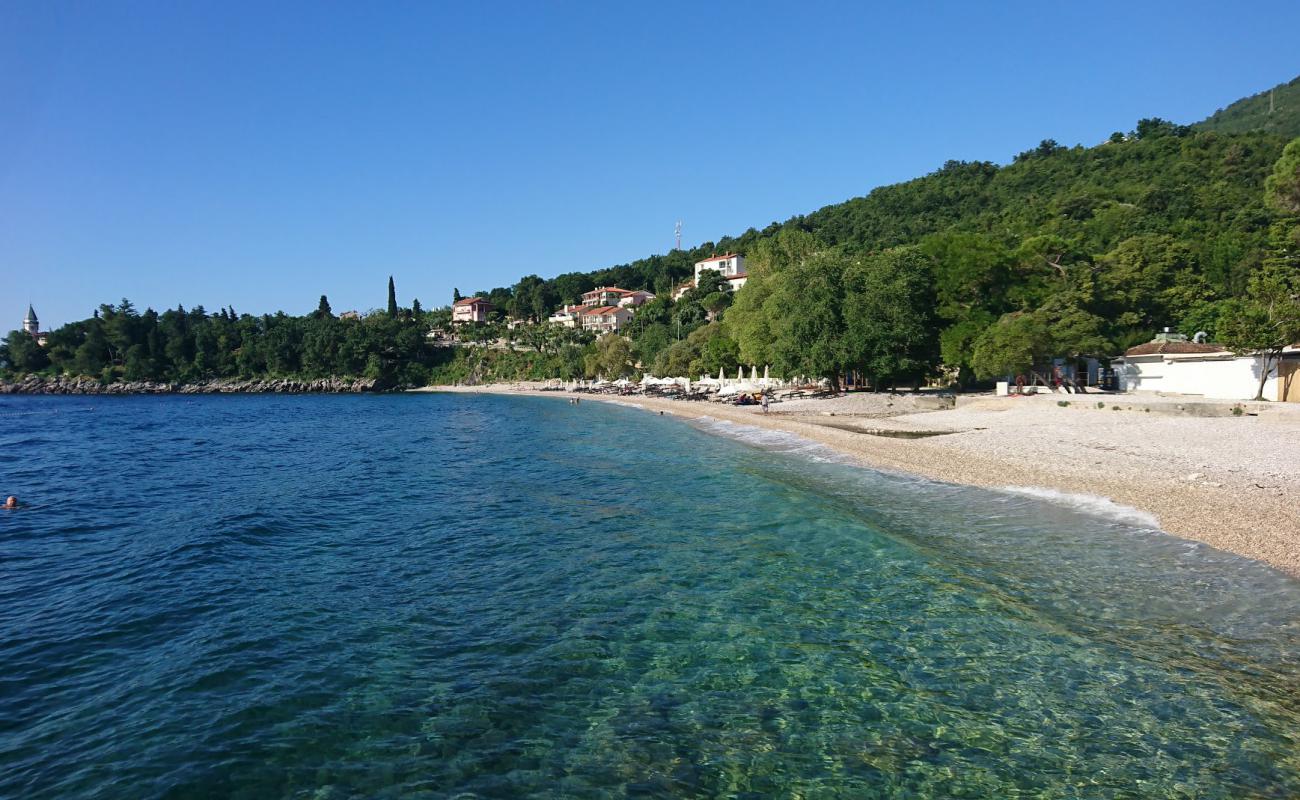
top-left (996, 486), bottom-right (1162, 529)
top-left (688, 417), bottom-right (855, 464)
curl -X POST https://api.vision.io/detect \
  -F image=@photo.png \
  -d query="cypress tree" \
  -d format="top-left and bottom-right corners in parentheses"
top-left (317, 294), bottom-right (332, 318)
top-left (387, 276), bottom-right (398, 316)
top-left (412, 298), bottom-right (422, 315)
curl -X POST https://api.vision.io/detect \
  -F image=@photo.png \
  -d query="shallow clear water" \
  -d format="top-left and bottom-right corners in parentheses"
top-left (1, 393), bottom-right (1297, 798)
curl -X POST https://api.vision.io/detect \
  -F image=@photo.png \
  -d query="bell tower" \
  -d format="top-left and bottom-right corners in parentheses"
top-left (23, 305), bottom-right (39, 336)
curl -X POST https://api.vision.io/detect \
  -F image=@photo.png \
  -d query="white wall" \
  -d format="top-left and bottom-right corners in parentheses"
top-left (1117, 355), bottom-right (1279, 400)
top-left (694, 255), bottom-right (746, 283)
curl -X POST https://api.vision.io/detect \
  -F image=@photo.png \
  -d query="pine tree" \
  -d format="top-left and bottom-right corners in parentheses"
top-left (453, 287), bottom-right (462, 302)
top-left (412, 298), bottom-right (422, 315)
top-left (387, 276), bottom-right (398, 316)
top-left (317, 295), bottom-right (332, 318)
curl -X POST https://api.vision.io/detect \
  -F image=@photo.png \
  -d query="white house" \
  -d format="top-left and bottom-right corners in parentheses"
top-left (694, 253), bottom-right (747, 292)
top-left (580, 305), bottom-right (631, 335)
top-left (452, 297), bottom-right (493, 324)
top-left (1113, 331), bottom-right (1298, 401)
top-left (547, 304), bottom-right (584, 328)
top-left (617, 290), bottom-right (656, 308)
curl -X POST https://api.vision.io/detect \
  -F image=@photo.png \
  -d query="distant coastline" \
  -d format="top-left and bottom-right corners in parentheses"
top-left (421, 383), bottom-right (1300, 579)
top-left (0, 375), bottom-right (385, 395)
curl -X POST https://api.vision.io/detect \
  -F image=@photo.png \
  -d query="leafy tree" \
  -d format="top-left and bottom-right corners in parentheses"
top-left (765, 250), bottom-right (848, 388)
top-left (842, 247), bottom-right (939, 390)
top-left (1265, 137), bottom-right (1300, 214)
top-left (3, 330), bottom-right (50, 372)
top-left (1218, 222), bottom-right (1300, 400)
top-left (971, 312), bottom-right (1053, 380)
top-left (586, 333), bottom-right (633, 378)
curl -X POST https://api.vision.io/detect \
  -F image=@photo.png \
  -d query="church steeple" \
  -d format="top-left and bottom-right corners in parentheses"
top-left (23, 305), bottom-right (39, 335)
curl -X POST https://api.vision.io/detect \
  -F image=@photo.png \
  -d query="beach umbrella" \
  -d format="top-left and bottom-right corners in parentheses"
top-left (763, 365), bottom-right (770, 385)
top-left (750, 366), bottom-right (758, 381)
top-left (718, 366), bottom-right (725, 382)
top-left (736, 367), bottom-right (744, 381)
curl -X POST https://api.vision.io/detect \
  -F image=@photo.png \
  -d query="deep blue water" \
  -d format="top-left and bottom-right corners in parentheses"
top-left (1, 393), bottom-right (1298, 799)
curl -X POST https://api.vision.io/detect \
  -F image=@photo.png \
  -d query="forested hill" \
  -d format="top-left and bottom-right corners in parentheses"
top-left (474, 79), bottom-right (1300, 313)
top-left (484, 119), bottom-right (1289, 313)
top-left (1195, 75), bottom-right (1300, 138)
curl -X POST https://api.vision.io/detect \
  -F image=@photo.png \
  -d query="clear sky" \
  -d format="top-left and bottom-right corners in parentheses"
top-left (3, 0), bottom-right (1299, 329)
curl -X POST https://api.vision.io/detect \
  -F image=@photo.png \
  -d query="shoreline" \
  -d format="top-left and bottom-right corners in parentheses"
top-left (420, 384), bottom-right (1300, 579)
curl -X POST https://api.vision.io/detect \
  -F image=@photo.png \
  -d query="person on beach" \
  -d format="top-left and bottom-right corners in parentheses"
top-left (762, 392), bottom-right (770, 414)
top-left (3, 496), bottom-right (18, 509)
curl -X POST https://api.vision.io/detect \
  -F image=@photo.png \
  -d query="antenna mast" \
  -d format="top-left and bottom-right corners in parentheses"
top-left (674, 220), bottom-right (682, 251)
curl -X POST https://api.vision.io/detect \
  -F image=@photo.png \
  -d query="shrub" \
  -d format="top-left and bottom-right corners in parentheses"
top-left (1057, 400), bottom-right (1070, 407)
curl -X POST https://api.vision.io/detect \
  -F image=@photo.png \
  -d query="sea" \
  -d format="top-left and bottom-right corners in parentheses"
top-left (1, 393), bottom-right (1298, 798)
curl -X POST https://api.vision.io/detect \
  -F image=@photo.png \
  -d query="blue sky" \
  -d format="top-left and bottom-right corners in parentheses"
top-left (3, 0), bottom-right (1299, 328)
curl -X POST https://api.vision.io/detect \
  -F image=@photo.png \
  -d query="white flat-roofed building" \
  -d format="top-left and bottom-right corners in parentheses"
top-left (617, 290), bottom-right (656, 308)
top-left (548, 304), bottom-right (584, 328)
top-left (1113, 332), bottom-right (1298, 401)
top-left (694, 254), bottom-right (747, 292)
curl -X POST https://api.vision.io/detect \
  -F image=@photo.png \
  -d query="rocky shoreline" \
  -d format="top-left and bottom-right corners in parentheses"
top-left (0, 375), bottom-right (384, 394)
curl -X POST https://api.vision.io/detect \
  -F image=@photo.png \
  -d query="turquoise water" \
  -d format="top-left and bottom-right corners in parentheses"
top-left (1, 393), bottom-right (1297, 798)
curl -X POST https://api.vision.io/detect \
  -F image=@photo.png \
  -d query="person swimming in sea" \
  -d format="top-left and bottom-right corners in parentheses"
top-left (3, 496), bottom-right (18, 509)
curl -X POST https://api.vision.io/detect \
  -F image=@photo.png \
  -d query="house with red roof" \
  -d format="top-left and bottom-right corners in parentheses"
top-left (452, 297), bottom-right (493, 324)
top-left (579, 305), bottom-right (631, 335)
top-left (581, 286), bottom-right (633, 307)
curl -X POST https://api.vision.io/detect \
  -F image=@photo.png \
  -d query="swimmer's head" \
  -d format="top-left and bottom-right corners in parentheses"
top-left (3, 496), bottom-right (17, 509)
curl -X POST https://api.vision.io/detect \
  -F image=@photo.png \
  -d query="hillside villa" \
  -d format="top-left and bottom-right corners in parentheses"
top-left (695, 253), bottom-right (748, 291)
top-left (548, 304), bottom-right (585, 328)
top-left (580, 305), bottom-right (632, 335)
top-left (617, 289), bottom-right (656, 308)
top-left (452, 297), bottom-right (493, 324)
top-left (675, 253), bottom-right (749, 299)
top-left (582, 287), bottom-right (630, 307)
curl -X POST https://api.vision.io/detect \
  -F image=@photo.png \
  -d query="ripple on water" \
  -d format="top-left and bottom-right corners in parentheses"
top-left (0, 393), bottom-right (1297, 798)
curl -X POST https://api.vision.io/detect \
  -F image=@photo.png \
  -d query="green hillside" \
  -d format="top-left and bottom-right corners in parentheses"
top-left (1196, 75), bottom-right (1300, 138)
